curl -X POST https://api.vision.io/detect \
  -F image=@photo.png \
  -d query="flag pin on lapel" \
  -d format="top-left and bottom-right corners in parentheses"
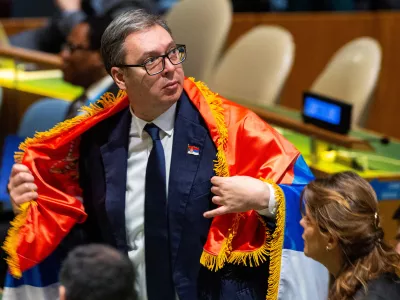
top-left (187, 145), bottom-right (200, 156)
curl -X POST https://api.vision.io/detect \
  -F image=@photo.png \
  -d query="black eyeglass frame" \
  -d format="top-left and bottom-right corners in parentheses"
top-left (62, 42), bottom-right (93, 54)
top-left (115, 44), bottom-right (186, 76)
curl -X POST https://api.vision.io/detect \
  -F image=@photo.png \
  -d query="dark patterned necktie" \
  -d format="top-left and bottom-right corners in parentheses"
top-left (144, 123), bottom-right (174, 300)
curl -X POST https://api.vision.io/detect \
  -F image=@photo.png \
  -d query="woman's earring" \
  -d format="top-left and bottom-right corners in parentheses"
top-left (326, 245), bottom-right (331, 252)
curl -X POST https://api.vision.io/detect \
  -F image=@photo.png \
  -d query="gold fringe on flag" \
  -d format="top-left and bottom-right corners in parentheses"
top-left (190, 77), bottom-right (286, 299)
top-left (190, 78), bottom-right (273, 276)
top-left (261, 179), bottom-right (285, 300)
top-left (14, 90), bottom-right (127, 163)
top-left (3, 90), bottom-right (126, 278)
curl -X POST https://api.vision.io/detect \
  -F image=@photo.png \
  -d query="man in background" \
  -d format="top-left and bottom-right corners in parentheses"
top-left (10, 0), bottom-right (156, 53)
top-left (59, 244), bottom-right (136, 300)
top-left (61, 14), bottom-right (119, 119)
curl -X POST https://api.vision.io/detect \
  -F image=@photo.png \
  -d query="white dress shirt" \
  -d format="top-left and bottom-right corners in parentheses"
top-left (124, 102), bottom-right (276, 299)
top-left (125, 103), bottom-right (176, 299)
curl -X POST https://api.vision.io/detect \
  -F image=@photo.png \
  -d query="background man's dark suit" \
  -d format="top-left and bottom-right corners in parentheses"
top-left (65, 82), bottom-right (120, 119)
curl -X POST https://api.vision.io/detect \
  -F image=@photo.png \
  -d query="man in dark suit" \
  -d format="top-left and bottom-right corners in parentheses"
top-left (6, 9), bottom-right (327, 300)
top-left (10, 0), bottom-right (156, 53)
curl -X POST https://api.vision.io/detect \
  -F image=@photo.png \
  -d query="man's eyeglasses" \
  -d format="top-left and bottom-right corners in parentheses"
top-left (62, 42), bottom-right (91, 54)
top-left (115, 44), bottom-right (186, 76)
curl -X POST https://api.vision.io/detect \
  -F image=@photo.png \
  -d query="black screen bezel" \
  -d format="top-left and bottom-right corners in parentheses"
top-left (302, 92), bottom-right (353, 135)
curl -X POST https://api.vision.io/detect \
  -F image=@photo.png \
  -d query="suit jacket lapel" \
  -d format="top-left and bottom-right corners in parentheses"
top-left (100, 107), bottom-right (131, 252)
top-left (168, 92), bottom-right (210, 267)
top-left (96, 92), bottom-right (213, 260)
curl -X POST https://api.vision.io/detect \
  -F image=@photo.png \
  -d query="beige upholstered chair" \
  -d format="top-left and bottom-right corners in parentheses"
top-left (209, 25), bottom-right (295, 107)
top-left (164, 0), bottom-right (232, 82)
top-left (310, 37), bottom-right (382, 127)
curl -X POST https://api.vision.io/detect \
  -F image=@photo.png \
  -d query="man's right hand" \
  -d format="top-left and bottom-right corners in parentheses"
top-left (55, 0), bottom-right (82, 12)
top-left (8, 164), bottom-right (38, 214)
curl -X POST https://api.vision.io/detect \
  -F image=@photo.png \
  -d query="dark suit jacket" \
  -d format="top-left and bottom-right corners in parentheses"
top-left (64, 82), bottom-right (120, 120)
top-left (72, 91), bottom-right (269, 299)
top-left (354, 273), bottom-right (400, 300)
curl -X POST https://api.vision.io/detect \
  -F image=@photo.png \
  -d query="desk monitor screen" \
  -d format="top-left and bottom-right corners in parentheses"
top-left (304, 96), bottom-right (342, 125)
top-left (302, 92), bottom-right (352, 134)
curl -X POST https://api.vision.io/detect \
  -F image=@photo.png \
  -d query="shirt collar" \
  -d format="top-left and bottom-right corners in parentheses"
top-left (86, 75), bottom-right (114, 101)
top-left (130, 102), bottom-right (177, 138)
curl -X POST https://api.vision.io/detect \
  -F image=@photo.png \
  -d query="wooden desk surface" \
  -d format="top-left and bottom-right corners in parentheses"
top-left (1, 17), bottom-right (47, 36)
top-left (0, 46), bottom-right (63, 68)
top-left (0, 68), bottom-right (82, 100)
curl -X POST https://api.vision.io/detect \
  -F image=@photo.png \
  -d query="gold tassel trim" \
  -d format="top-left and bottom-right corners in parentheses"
top-left (191, 78), bottom-right (272, 273)
top-left (6, 90), bottom-right (126, 278)
top-left (261, 178), bottom-right (286, 300)
top-left (189, 79), bottom-right (282, 297)
top-left (190, 78), bottom-right (234, 271)
top-left (188, 78), bottom-right (229, 177)
top-left (227, 213), bottom-right (269, 267)
top-left (15, 90), bottom-right (127, 163)
top-left (200, 241), bottom-right (229, 272)
top-left (2, 201), bottom-right (36, 278)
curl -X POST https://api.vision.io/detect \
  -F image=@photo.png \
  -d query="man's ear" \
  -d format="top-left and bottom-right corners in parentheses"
top-left (59, 285), bottom-right (66, 300)
top-left (111, 67), bottom-right (127, 90)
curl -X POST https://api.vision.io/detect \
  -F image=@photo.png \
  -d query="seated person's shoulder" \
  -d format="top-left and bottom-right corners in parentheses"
top-left (357, 273), bottom-right (400, 300)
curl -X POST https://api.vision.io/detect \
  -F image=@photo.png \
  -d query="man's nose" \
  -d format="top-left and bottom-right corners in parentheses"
top-left (162, 57), bottom-right (176, 74)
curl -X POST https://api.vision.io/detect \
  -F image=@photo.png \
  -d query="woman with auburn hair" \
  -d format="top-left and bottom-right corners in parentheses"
top-left (300, 171), bottom-right (400, 300)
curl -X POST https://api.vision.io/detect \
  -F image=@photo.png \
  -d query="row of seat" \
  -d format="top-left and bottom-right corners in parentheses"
top-left (166, 0), bottom-right (381, 128)
top-left (0, 0), bottom-right (383, 137)
top-left (0, 0), bottom-right (383, 207)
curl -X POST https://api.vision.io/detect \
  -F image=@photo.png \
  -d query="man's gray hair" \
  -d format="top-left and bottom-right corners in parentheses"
top-left (101, 9), bottom-right (172, 74)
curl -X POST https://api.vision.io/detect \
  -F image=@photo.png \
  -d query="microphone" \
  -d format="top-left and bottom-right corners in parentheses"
top-left (362, 136), bottom-right (390, 146)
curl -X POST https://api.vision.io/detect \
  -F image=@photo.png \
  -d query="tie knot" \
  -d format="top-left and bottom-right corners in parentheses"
top-left (144, 123), bottom-right (161, 141)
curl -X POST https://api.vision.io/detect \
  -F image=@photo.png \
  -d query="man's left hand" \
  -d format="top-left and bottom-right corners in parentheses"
top-left (203, 176), bottom-right (270, 219)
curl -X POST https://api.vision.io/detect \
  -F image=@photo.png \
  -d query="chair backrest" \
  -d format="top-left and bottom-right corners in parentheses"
top-left (209, 25), bottom-right (295, 107)
top-left (310, 37), bottom-right (382, 127)
top-left (17, 98), bottom-right (70, 137)
top-left (164, 0), bottom-right (232, 82)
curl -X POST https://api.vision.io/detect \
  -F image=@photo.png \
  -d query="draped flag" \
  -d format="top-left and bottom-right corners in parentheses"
top-left (2, 78), bottom-right (328, 299)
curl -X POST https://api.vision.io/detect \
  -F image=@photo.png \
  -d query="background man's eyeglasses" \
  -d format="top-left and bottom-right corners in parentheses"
top-left (62, 42), bottom-right (92, 54)
top-left (115, 44), bottom-right (186, 76)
